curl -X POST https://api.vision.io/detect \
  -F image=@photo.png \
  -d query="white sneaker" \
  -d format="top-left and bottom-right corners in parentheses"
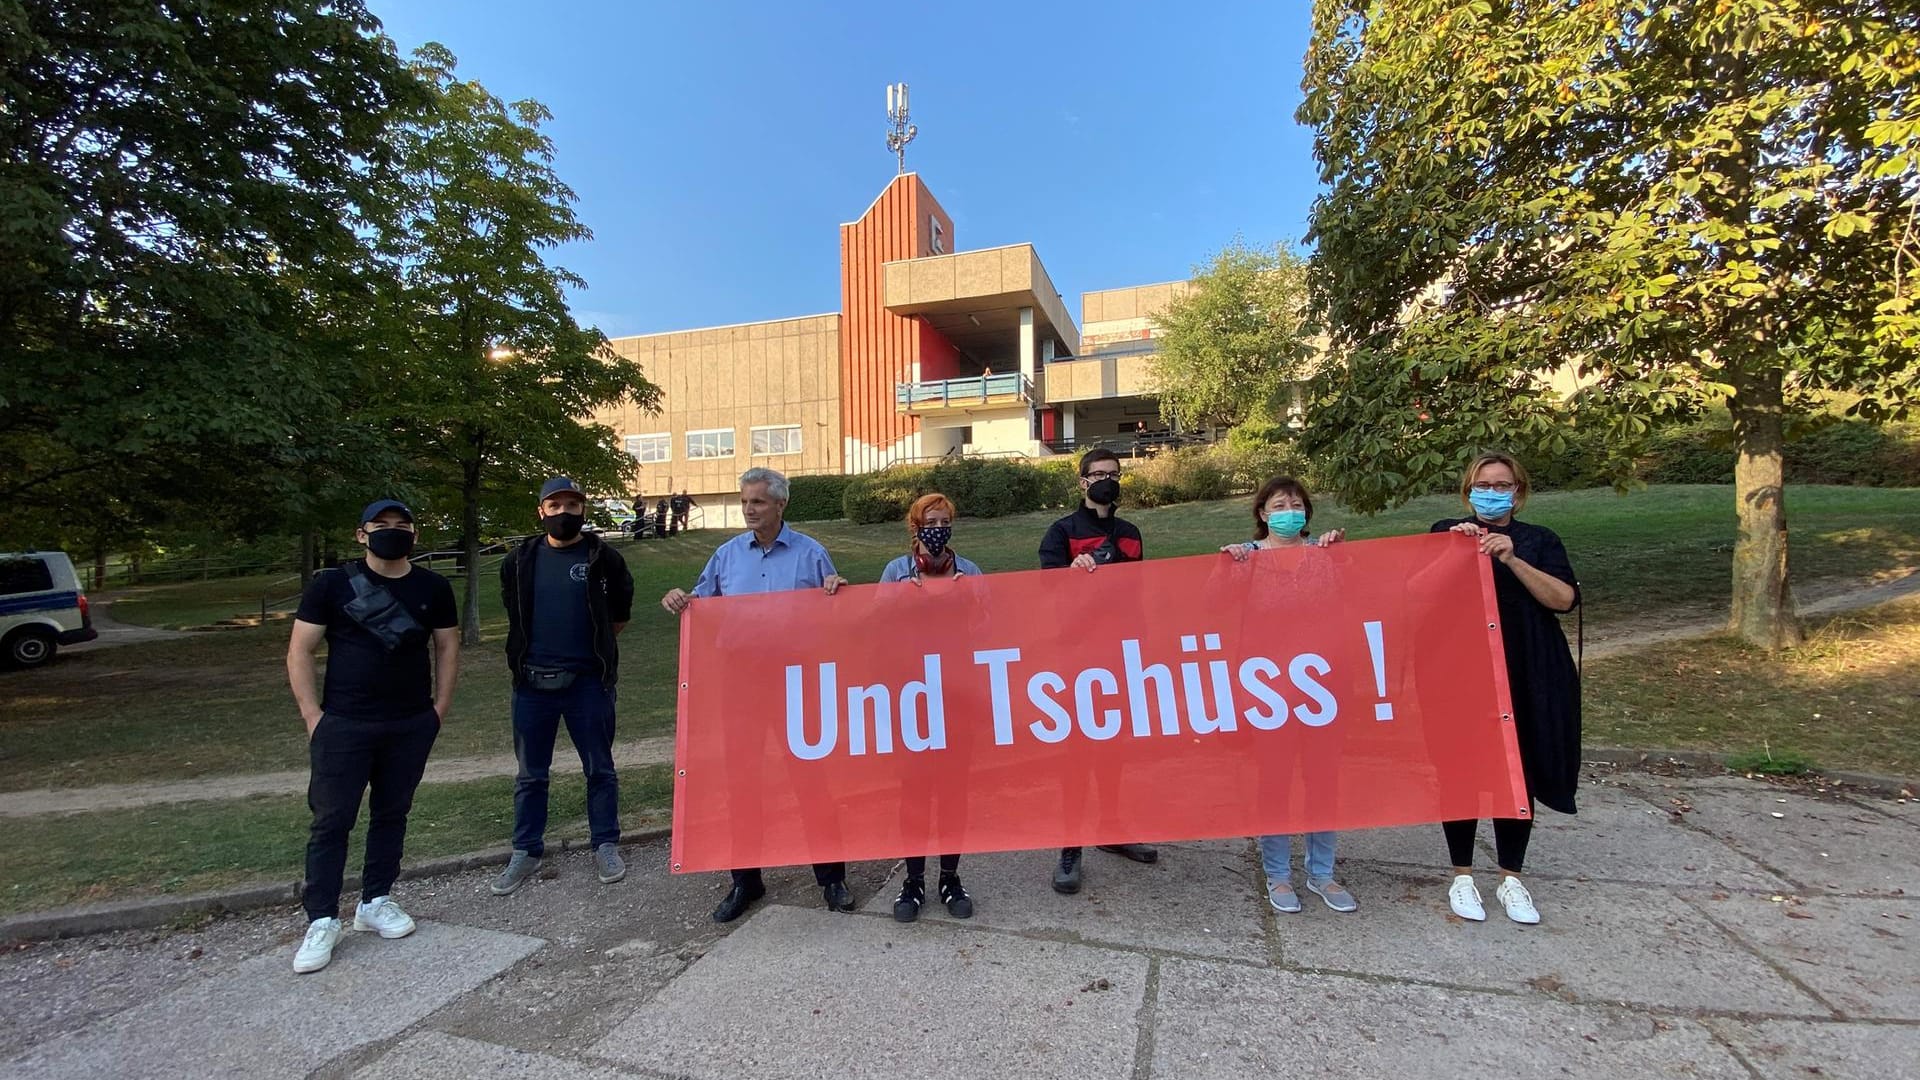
top-left (1495, 875), bottom-right (1541, 924)
top-left (1448, 874), bottom-right (1486, 921)
top-left (353, 896), bottom-right (416, 939)
top-left (293, 917), bottom-right (342, 973)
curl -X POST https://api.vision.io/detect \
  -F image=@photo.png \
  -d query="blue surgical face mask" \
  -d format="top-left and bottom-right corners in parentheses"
top-left (1469, 489), bottom-right (1516, 519)
top-left (1266, 509), bottom-right (1308, 538)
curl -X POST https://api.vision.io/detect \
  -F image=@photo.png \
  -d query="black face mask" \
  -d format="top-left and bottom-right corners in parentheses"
top-left (543, 512), bottom-right (585, 541)
top-left (365, 528), bottom-right (416, 560)
top-left (1086, 477), bottom-right (1121, 506)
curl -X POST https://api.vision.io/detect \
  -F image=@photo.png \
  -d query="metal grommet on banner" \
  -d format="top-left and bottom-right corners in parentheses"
top-left (677, 769), bottom-right (686, 777)
top-left (1487, 622), bottom-right (1497, 630)
top-left (1500, 713), bottom-right (1512, 722)
top-left (672, 862), bottom-right (682, 871)
top-left (680, 682), bottom-right (688, 689)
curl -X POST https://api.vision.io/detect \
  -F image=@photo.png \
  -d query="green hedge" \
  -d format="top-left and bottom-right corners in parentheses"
top-left (784, 474), bottom-right (855, 521)
top-left (1640, 417), bottom-right (1920, 487)
top-left (841, 457), bottom-right (1081, 524)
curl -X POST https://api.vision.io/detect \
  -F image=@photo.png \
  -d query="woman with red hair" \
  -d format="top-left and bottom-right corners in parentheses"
top-left (879, 493), bottom-right (983, 921)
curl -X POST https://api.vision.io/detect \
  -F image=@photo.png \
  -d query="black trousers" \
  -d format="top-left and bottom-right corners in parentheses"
top-left (904, 854), bottom-right (961, 878)
top-left (732, 863), bottom-right (845, 888)
top-left (1442, 816), bottom-right (1534, 874)
top-left (303, 708), bottom-right (439, 920)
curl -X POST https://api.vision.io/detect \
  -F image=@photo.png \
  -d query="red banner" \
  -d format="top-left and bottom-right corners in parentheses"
top-left (670, 532), bottom-right (1527, 873)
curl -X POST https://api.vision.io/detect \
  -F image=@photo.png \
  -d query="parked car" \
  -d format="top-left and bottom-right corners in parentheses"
top-left (0, 551), bottom-right (98, 668)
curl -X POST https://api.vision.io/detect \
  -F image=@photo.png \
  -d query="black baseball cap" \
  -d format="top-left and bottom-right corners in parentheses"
top-left (360, 499), bottom-right (413, 525)
top-left (539, 476), bottom-right (585, 501)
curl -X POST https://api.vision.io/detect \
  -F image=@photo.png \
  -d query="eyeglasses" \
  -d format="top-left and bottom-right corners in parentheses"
top-left (1085, 470), bottom-right (1121, 481)
top-left (1470, 482), bottom-right (1518, 493)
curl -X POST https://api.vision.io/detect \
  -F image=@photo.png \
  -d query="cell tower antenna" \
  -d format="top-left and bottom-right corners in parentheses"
top-left (885, 83), bottom-right (917, 173)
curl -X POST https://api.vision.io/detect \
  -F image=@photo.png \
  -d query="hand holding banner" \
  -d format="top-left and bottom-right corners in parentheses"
top-left (670, 532), bottom-right (1527, 873)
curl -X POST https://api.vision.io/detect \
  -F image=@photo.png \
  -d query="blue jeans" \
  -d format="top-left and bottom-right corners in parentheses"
top-left (1258, 832), bottom-right (1338, 886)
top-left (512, 675), bottom-right (619, 855)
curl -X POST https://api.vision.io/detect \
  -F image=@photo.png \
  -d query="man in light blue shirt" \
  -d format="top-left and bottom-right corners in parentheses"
top-left (662, 467), bottom-right (851, 924)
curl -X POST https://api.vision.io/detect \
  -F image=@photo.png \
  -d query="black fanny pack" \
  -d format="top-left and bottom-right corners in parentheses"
top-left (522, 664), bottom-right (578, 691)
top-left (341, 563), bottom-right (426, 652)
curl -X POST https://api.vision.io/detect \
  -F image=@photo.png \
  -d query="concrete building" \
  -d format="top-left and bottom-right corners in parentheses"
top-left (595, 174), bottom-right (1190, 528)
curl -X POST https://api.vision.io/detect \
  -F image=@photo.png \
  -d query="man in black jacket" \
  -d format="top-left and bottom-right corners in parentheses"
top-left (492, 477), bottom-right (636, 896)
top-left (1039, 448), bottom-right (1158, 894)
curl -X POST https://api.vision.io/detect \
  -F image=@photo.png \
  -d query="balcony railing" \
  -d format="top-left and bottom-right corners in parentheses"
top-left (895, 372), bottom-right (1033, 411)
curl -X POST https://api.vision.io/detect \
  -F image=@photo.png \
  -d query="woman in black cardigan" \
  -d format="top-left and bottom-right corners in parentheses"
top-left (1431, 452), bottom-right (1580, 925)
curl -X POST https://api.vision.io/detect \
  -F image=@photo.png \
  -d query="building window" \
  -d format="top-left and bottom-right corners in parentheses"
top-left (623, 433), bottom-right (670, 464)
top-left (686, 428), bottom-right (735, 459)
top-left (751, 425), bottom-right (803, 456)
top-left (929, 217), bottom-right (945, 255)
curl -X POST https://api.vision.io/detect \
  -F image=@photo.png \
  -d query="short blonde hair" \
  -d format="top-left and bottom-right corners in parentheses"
top-left (1459, 452), bottom-right (1531, 511)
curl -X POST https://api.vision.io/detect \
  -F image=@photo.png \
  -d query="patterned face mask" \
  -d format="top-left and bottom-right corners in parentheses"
top-left (916, 525), bottom-right (952, 556)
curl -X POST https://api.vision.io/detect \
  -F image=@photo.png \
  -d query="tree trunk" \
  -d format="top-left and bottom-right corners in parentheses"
top-left (460, 457), bottom-right (484, 646)
top-left (300, 531), bottom-right (318, 587)
top-left (92, 544), bottom-right (106, 592)
top-left (1726, 366), bottom-right (1802, 651)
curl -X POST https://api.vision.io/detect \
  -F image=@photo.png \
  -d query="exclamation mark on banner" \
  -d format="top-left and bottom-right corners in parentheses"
top-left (1364, 620), bottom-right (1393, 721)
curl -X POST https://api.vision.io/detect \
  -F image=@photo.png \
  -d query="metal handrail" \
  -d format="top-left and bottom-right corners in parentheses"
top-left (894, 373), bottom-right (1033, 407)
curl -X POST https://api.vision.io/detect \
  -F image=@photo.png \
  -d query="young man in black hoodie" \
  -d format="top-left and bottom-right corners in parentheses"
top-left (1038, 448), bottom-right (1158, 894)
top-left (492, 477), bottom-right (636, 896)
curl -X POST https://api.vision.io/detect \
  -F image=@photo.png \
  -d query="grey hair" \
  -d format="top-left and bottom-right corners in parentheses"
top-left (739, 467), bottom-right (789, 502)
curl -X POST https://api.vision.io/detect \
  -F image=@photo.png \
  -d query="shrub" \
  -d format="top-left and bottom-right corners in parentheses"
top-left (841, 456), bottom-right (1090, 524)
top-left (1638, 416), bottom-right (1920, 487)
top-left (784, 475), bottom-right (853, 521)
top-left (1123, 446), bottom-right (1234, 507)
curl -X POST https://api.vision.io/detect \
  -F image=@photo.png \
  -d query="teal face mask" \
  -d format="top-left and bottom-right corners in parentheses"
top-left (1267, 509), bottom-right (1308, 538)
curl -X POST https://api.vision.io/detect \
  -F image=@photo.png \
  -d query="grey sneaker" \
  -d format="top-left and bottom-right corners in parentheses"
top-left (594, 842), bottom-right (626, 884)
top-left (491, 850), bottom-right (542, 895)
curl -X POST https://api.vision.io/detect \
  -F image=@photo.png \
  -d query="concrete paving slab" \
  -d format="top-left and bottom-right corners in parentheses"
top-left (1645, 781), bottom-right (1920, 895)
top-left (1519, 781), bottom-right (1792, 891)
top-left (370, 839), bottom-right (892, 1055)
top-left (1152, 958), bottom-right (1749, 1079)
top-left (1, 920), bottom-right (544, 1080)
top-left (1706, 1017), bottom-right (1920, 1079)
top-left (0, 909), bottom-right (287, 1061)
top-left (592, 904), bottom-right (1147, 1079)
top-left (1693, 892), bottom-right (1920, 1020)
top-left (1843, 792), bottom-right (1920, 828)
top-left (1322, 823), bottom-right (1451, 869)
top-left (353, 1031), bottom-right (632, 1079)
top-left (1275, 864), bottom-right (1824, 1014)
top-left (858, 840), bottom-right (1269, 962)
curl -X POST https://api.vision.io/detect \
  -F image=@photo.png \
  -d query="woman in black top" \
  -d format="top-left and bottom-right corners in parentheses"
top-left (1430, 452), bottom-right (1580, 926)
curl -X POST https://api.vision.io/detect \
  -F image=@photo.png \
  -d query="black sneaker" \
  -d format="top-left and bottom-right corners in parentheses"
top-left (892, 876), bottom-right (926, 922)
top-left (939, 873), bottom-right (973, 919)
top-left (1052, 848), bottom-right (1083, 894)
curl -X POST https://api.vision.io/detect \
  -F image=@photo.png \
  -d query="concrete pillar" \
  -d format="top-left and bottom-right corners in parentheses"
top-left (1062, 408), bottom-right (1077, 442)
top-left (1018, 307), bottom-right (1036, 379)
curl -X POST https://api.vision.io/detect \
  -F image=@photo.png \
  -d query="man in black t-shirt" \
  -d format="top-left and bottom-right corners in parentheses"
top-left (670, 490), bottom-right (694, 532)
top-left (286, 499), bottom-right (459, 974)
top-left (493, 476), bottom-right (636, 897)
top-left (1039, 448), bottom-right (1158, 895)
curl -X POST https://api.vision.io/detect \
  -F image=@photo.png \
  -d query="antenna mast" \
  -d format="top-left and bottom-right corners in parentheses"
top-left (885, 83), bottom-right (917, 174)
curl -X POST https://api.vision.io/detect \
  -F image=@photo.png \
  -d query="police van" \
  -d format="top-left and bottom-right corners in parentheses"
top-left (0, 551), bottom-right (98, 668)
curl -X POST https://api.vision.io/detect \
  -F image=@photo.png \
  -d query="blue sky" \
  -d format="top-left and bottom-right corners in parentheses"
top-left (373, 1), bottom-right (1318, 338)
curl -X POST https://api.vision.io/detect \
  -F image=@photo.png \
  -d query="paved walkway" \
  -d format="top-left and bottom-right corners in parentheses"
top-left (7, 574), bottom-right (1912, 821)
top-left (0, 737), bottom-right (677, 818)
top-left (0, 764), bottom-right (1913, 1079)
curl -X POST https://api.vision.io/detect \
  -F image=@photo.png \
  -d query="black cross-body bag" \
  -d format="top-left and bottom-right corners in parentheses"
top-left (341, 562), bottom-right (427, 652)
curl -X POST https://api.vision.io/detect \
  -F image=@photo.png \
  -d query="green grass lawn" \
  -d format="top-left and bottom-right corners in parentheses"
top-left (106, 572), bottom-right (309, 630)
top-left (5, 484), bottom-right (1914, 794)
top-left (0, 765), bottom-right (674, 917)
top-left (1586, 598), bottom-right (1920, 778)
